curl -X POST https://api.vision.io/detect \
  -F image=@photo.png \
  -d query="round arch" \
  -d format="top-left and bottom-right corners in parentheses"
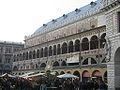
top-left (90, 35), bottom-right (99, 50)
top-left (92, 70), bottom-right (102, 77)
top-left (57, 44), bottom-right (61, 55)
top-left (73, 71), bottom-right (80, 77)
top-left (68, 41), bottom-right (74, 53)
top-left (100, 33), bottom-right (106, 48)
top-left (82, 70), bottom-right (90, 82)
top-left (40, 48), bottom-right (43, 58)
top-left (62, 42), bottom-right (67, 54)
top-left (44, 47), bottom-right (48, 57)
top-left (61, 61), bottom-right (67, 66)
top-left (81, 37), bottom-right (89, 51)
top-left (40, 63), bottom-right (46, 68)
top-left (75, 39), bottom-right (80, 52)
top-left (53, 61), bottom-right (60, 67)
top-left (49, 46), bottom-right (52, 56)
top-left (13, 66), bottom-right (18, 71)
top-left (60, 71), bottom-right (65, 75)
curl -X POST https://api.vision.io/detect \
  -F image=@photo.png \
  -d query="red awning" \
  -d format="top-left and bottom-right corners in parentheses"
top-left (83, 71), bottom-right (90, 77)
top-left (93, 71), bottom-right (102, 77)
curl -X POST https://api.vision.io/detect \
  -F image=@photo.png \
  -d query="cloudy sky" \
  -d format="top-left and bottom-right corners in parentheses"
top-left (0, 0), bottom-right (96, 43)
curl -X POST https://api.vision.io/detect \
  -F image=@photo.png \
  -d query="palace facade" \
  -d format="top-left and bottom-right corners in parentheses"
top-left (12, 0), bottom-right (120, 89)
top-left (0, 41), bottom-right (24, 74)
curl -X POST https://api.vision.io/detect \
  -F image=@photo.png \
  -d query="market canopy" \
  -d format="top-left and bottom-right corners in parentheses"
top-left (57, 73), bottom-right (79, 78)
top-left (1, 73), bottom-right (17, 78)
top-left (23, 72), bottom-right (45, 78)
top-left (18, 72), bottom-right (35, 78)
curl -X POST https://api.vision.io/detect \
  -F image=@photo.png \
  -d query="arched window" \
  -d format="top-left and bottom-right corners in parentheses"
top-left (62, 42), bottom-right (67, 54)
top-left (40, 48), bottom-right (43, 58)
top-left (53, 61), bottom-right (60, 67)
top-left (37, 49), bottom-right (40, 58)
top-left (19, 54), bottom-right (22, 61)
top-left (40, 63), bottom-right (46, 68)
top-left (75, 39), bottom-right (80, 52)
top-left (49, 46), bottom-right (52, 56)
top-left (81, 38), bottom-right (89, 51)
top-left (68, 41), bottom-right (74, 53)
top-left (61, 61), bottom-right (67, 66)
top-left (100, 33), bottom-right (106, 48)
top-left (57, 44), bottom-right (61, 55)
top-left (33, 50), bottom-right (36, 59)
top-left (44, 47), bottom-right (48, 57)
top-left (29, 51), bottom-right (32, 59)
top-left (26, 52), bottom-right (28, 60)
top-left (53, 45), bottom-right (56, 55)
top-left (23, 53), bottom-right (25, 60)
top-left (90, 35), bottom-right (98, 50)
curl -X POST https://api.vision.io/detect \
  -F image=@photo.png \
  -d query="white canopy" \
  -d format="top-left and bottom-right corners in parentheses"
top-left (23, 72), bottom-right (45, 78)
top-left (57, 73), bottom-right (79, 78)
top-left (1, 73), bottom-right (17, 78)
top-left (18, 72), bottom-right (35, 78)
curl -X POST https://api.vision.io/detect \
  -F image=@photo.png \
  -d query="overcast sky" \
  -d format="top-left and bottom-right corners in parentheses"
top-left (0, 0), bottom-right (96, 43)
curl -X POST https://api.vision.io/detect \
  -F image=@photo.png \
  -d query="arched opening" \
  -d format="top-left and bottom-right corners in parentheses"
top-left (82, 70), bottom-right (90, 82)
top-left (62, 42), bottom-right (67, 54)
top-left (53, 61), bottom-right (60, 67)
top-left (13, 66), bottom-right (18, 71)
top-left (44, 47), bottom-right (48, 57)
top-left (67, 71), bottom-right (71, 74)
top-left (82, 58), bottom-right (88, 65)
top-left (19, 54), bottom-right (22, 61)
top-left (81, 38), bottom-right (89, 51)
top-left (60, 71), bottom-right (65, 75)
top-left (75, 39), bottom-right (80, 52)
top-left (49, 46), bottom-right (52, 56)
top-left (33, 50), bottom-right (36, 59)
top-left (91, 58), bottom-right (97, 65)
top-left (37, 49), bottom-right (40, 58)
top-left (61, 61), bottom-right (67, 66)
top-left (40, 48), bottom-right (43, 58)
top-left (114, 47), bottom-right (120, 88)
top-left (104, 71), bottom-right (107, 82)
top-left (29, 51), bottom-right (32, 59)
top-left (57, 44), bottom-right (61, 55)
top-left (23, 53), bottom-right (25, 60)
top-left (40, 63), bottom-right (46, 68)
top-left (68, 41), bottom-right (74, 53)
top-left (73, 71), bottom-right (80, 78)
top-left (90, 35), bottom-right (98, 50)
top-left (92, 70), bottom-right (102, 82)
top-left (26, 52), bottom-right (28, 60)
top-left (100, 33), bottom-right (106, 48)
top-left (53, 45), bottom-right (56, 55)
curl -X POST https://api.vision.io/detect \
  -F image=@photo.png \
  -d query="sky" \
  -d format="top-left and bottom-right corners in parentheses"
top-left (0, 0), bottom-right (96, 43)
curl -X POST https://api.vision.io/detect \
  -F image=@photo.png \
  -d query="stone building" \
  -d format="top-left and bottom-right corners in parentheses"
top-left (0, 41), bottom-right (24, 74)
top-left (12, 0), bottom-right (120, 89)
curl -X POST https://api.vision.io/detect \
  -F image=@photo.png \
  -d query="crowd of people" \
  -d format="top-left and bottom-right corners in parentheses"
top-left (0, 76), bottom-right (108, 90)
